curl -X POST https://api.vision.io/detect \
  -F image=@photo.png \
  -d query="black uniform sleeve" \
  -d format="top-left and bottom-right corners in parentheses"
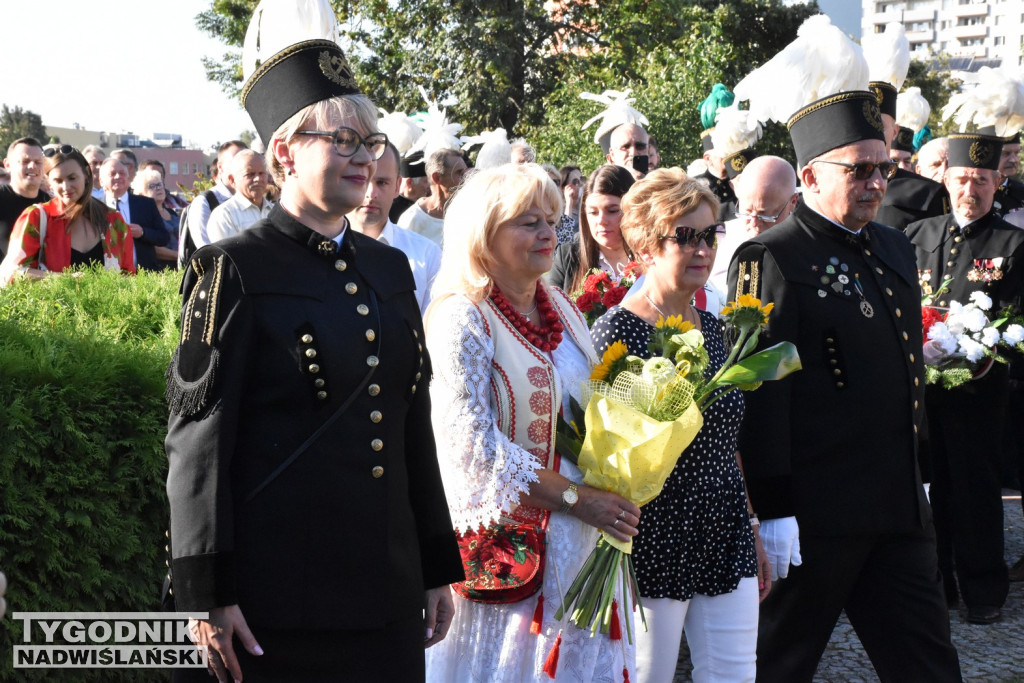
top-left (164, 249), bottom-right (251, 611)
top-left (728, 241), bottom-right (796, 519)
top-left (403, 332), bottom-right (465, 590)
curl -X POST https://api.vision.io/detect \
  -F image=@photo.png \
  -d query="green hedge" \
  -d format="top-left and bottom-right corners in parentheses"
top-left (0, 267), bottom-right (181, 681)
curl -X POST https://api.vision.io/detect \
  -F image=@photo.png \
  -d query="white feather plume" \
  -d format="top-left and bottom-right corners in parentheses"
top-left (461, 128), bottom-right (511, 169)
top-left (377, 109), bottom-right (423, 155)
top-left (863, 22), bottom-right (910, 91)
top-left (710, 106), bottom-right (763, 156)
top-left (579, 89), bottom-right (650, 143)
top-left (734, 14), bottom-right (869, 124)
top-left (942, 66), bottom-right (1024, 137)
top-left (406, 86), bottom-right (464, 157)
top-left (896, 87), bottom-right (930, 131)
top-left (242, 0), bottom-right (341, 83)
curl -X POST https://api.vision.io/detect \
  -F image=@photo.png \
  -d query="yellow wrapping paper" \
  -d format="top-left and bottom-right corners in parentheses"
top-left (578, 394), bottom-right (704, 553)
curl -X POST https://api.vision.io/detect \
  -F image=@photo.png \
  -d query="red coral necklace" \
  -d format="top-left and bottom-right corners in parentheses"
top-left (490, 282), bottom-right (565, 352)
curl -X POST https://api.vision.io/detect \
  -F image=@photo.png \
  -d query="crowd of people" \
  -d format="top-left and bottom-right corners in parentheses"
top-left (5, 7), bottom-right (1024, 683)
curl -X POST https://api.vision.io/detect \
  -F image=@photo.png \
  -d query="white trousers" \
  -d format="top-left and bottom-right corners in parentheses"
top-left (635, 577), bottom-right (758, 683)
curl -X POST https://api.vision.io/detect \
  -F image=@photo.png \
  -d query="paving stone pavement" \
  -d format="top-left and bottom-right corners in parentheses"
top-left (673, 491), bottom-right (1024, 682)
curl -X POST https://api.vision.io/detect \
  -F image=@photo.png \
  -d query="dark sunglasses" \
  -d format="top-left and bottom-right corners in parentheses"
top-left (296, 127), bottom-right (389, 160)
top-left (43, 145), bottom-right (76, 158)
top-left (812, 159), bottom-right (897, 180)
top-left (660, 224), bottom-right (725, 249)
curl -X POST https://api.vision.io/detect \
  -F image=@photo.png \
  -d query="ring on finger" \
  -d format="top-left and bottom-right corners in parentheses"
top-left (613, 518), bottom-right (620, 528)
top-left (617, 510), bottom-right (627, 521)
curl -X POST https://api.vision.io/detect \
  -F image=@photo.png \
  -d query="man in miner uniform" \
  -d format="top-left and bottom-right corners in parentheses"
top-left (906, 129), bottom-right (1024, 625)
top-left (727, 14), bottom-right (961, 681)
top-left (164, 37), bottom-right (463, 682)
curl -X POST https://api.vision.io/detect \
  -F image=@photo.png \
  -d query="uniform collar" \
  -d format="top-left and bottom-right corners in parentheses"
top-left (269, 203), bottom-right (349, 258)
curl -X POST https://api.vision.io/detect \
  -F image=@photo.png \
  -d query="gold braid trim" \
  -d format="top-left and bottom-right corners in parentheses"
top-left (201, 256), bottom-right (224, 346)
top-left (180, 259), bottom-right (203, 343)
top-left (787, 91), bottom-right (873, 130)
top-left (734, 261), bottom-right (761, 299)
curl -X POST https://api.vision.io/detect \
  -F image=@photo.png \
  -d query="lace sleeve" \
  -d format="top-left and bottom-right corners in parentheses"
top-left (426, 295), bottom-right (544, 532)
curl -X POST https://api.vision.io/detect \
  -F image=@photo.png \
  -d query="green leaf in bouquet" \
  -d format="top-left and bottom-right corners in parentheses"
top-left (736, 326), bottom-right (760, 360)
top-left (925, 365), bottom-right (941, 385)
top-left (941, 367), bottom-right (973, 389)
top-left (715, 341), bottom-right (801, 384)
top-left (555, 413), bottom-right (582, 465)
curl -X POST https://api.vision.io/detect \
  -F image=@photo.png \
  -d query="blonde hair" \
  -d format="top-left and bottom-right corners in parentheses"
top-left (131, 167), bottom-right (163, 196)
top-left (431, 163), bottom-right (563, 304)
top-left (267, 94), bottom-right (379, 184)
top-left (620, 167), bottom-right (719, 258)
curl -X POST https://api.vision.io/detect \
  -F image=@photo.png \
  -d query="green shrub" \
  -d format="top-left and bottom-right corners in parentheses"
top-left (0, 267), bottom-right (182, 681)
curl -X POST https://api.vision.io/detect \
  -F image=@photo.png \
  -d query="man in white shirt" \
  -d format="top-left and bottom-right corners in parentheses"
top-left (206, 150), bottom-right (273, 242)
top-left (179, 140), bottom-right (247, 262)
top-left (397, 148), bottom-right (466, 247)
top-left (82, 145), bottom-right (106, 199)
top-left (710, 155), bottom-right (797, 295)
top-left (350, 143), bottom-right (441, 315)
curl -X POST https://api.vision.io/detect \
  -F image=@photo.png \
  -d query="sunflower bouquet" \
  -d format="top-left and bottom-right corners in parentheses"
top-left (554, 295), bottom-right (800, 642)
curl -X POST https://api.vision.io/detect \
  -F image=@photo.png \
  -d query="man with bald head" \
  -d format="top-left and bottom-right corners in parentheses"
top-left (709, 155), bottom-right (797, 294)
top-left (605, 123), bottom-right (649, 180)
top-left (205, 150), bottom-right (273, 242)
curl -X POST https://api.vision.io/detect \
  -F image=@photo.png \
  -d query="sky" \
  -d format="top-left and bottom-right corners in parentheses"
top-left (2, 1), bottom-right (863, 151)
top-left (1, 1), bottom-right (253, 150)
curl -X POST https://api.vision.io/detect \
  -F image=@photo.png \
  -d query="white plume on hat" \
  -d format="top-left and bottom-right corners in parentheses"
top-left (942, 66), bottom-right (1024, 137)
top-left (863, 22), bottom-right (910, 91)
top-left (896, 87), bottom-right (930, 132)
top-left (734, 14), bottom-right (869, 124)
top-left (461, 128), bottom-right (511, 169)
top-left (406, 86), bottom-right (465, 158)
top-left (579, 89), bottom-right (649, 144)
top-left (710, 106), bottom-right (763, 157)
top-left (241, 0), bottom-right (342, 83)
top-left (377, 109), bottom-right (423, 155)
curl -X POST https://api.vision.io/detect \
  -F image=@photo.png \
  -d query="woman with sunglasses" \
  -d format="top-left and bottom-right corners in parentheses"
top-left (164, 40), bottom-right (462, 683)
top-left (591, 168), bottom-right (770, 683)
top-left (0, 146), bottom-right (134, 284)
top-left (132, 167), bottom-right (179, 269)
top-left (547, 164), bottom-right (635, 296)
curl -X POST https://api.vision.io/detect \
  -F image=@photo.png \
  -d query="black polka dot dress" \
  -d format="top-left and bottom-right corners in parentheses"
top-left (591, 306), bottom-right (757, 600)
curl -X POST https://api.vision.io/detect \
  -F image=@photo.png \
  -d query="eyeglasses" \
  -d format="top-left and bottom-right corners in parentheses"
top-left (736, 197), bottom-right (796, 225)
top-left (43, 145), bottom-right (76, 158)
top-left (147, 182), bottom-right (164, 190)
top-left (296, 127), bottom-right (389, 160)
top-left (812, 159), bottom-right (897, 180)
top-left (660, 224), bottom-right (725, 249)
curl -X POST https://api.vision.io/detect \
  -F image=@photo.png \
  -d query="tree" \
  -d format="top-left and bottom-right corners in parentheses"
top-left (195, 0), bottom-right (817, 170)
top-left (0, 105), bottom-right (47, 157)
top-left (902, 56), bottom-right (960, 138)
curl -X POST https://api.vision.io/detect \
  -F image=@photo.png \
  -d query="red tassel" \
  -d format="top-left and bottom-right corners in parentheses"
top-left (623, 665), bottom-right (631, 682)
top-left (543, 631), bottom-right (562, 678)
top-left (530, 595), bottom-right (544, 635)
top-left (609, 599), bottom-right (622, 640)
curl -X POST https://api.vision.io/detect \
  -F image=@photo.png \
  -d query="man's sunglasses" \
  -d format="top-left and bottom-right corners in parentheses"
top-left (812, 159), bottom-right (897, 180)
top-left (660, 224), bottom-right (725, 249)
top-left (296, 127), bottom-right (389, 160)
top-left (43, 145), bottom-right (77, 158)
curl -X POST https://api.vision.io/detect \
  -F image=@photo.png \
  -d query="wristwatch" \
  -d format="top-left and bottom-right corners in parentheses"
top-left (560, 482), bottom-right (579, 513)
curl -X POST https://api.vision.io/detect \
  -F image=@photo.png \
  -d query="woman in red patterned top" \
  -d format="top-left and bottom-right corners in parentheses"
top-left (0, 147), bottom-right (134, 285)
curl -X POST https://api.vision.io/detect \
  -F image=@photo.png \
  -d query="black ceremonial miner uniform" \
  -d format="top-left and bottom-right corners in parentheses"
top-left (994, 176), bottom-right (1024, 217)
top-left (165, 205), bottom-right (463, 666)
top-left (874, 167), bottom-right (949, 232)
top-left (905, 210), bottom-right (1024, 611)
top-left (728, 201), bottom-right (960, 682)
top-left (696, 168), bottom-right (737, 221)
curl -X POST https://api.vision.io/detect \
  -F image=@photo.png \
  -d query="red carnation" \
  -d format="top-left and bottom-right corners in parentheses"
top-left (602, 285), bottom-right (627, 309)
top-left (584, 271), bottom-right (612, 292)
top-left (575, 290), bottom-right (598, 312)
top-left (921, 306), bottom-right (945, 343)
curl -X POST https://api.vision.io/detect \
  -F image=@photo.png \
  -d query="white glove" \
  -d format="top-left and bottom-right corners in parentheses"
top-left (760, 517), bottom-right (802, 580)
